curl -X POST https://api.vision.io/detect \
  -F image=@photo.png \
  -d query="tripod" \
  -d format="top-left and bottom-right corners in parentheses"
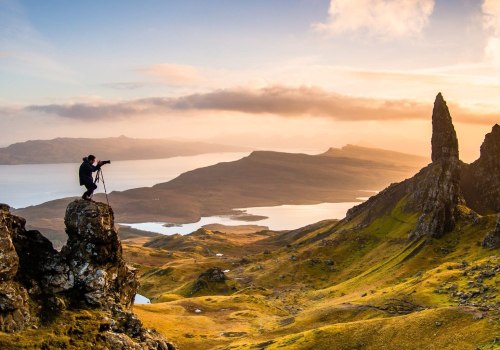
top-left (94, 168), bottom-right (110, 207)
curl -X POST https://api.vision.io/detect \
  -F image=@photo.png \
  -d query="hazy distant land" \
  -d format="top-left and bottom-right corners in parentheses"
top-left (0, 136), bottom-right (247, 164)
top-left (15, 145), bottom-right (428, 245)
top-left (109, 145), bottom-right (428, 222)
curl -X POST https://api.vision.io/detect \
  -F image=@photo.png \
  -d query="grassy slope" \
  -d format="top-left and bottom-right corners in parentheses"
top-left (129, 200), bottom-right (499, 350)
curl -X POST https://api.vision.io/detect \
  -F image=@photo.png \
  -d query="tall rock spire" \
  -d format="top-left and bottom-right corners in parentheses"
top-left (409, 93), bottom-right (462, 239)
top-left (431, 93), bottom-right (459, 162)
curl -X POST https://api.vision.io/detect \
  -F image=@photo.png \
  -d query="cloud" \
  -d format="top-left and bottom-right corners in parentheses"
top-left (313, 0), bottom-right (435, 38)
top-left (139, 63), bottom-right (204, 86)
top-left (101, 81), bottom-right (156, 90)
top-left (27, 100), bottom-right (158, 120)
top-left (0, 106), bottom-right (20, 116)
top-left (25, 85), bottom-right (499, 125)
top-left (483, 0), bottom-right (500, 66)
top-left (483, 0), bottom-right (500, 34)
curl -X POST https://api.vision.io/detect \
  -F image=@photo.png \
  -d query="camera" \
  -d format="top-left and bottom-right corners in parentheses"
top-left (101, 160), bottom-right (111, 165)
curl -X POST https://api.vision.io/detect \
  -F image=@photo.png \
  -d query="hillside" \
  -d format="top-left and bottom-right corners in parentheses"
top-left (1, 93), bottom-right (499, 349)
top-left (0, 136), bottom-right (246, 164)
top-left (15, 145), bottom-right (428, 246)
top-left (121, 93), bottom-right (499, 349)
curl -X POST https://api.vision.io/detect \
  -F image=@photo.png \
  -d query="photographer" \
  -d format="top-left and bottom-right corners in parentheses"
top-left (79, 155), bottom-right (110, 200)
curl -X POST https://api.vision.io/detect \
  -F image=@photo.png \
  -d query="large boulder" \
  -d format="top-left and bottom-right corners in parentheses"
top-left (0, 201), bottom-right (177, 348)
top-left (61, 200), bottom-right (138, 308)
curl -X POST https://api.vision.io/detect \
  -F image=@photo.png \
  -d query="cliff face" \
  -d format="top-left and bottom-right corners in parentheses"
top-left (462, 124), bottom-right (500, 214)
top-left (408, 93), bottom-right (462, 239)
top-left (346, 93), bottom-right (464, 240)
top-left (430, 93), bottom-right (459, 162)
top-left (0, 200), bottom-right (176, 349)
top-left (0, 204), bottom-right (30, 332)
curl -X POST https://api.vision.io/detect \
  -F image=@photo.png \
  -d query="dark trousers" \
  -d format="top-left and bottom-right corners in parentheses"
top-left (82, 182), bottom-right (97, 198)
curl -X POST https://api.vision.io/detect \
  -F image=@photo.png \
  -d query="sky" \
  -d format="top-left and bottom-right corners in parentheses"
top-left (1, 0), bottom-right (499, 162)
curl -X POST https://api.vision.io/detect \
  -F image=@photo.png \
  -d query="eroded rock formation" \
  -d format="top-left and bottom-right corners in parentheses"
top-left (0, 205), bottom-right (30, 332)
top-left (0, 200), bottom-right (176, 349)
top-left (462, 124), bottom-right (500, 214)
top-left (347, 93), bottom-right (465, 240)
top-left (408, 93), bottom-right (462, 239)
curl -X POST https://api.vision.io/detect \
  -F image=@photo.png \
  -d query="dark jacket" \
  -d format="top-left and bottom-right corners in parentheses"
top-left (79, 159), bottom-right (101, 186)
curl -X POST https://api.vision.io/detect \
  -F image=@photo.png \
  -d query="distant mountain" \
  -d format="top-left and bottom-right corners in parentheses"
top-left (323, 144), bottom-right (426, 167)
top-left (107, 145), bottom-right (427, 223)
top-left (0, 136), bottom-right (247, 164)
top-left (15, 145), bottom-right (428, 245)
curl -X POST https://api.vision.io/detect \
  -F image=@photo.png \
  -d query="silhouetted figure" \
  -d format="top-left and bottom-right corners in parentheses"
top-left (79, 155), bottom-right (104, 200)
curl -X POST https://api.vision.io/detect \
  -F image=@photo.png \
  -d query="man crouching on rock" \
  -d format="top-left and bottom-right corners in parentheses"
top-left (79, 154), bottom-right (108, 200)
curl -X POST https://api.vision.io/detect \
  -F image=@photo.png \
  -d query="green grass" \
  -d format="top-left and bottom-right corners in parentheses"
top-left (125, 201), bottom-right (500, 350)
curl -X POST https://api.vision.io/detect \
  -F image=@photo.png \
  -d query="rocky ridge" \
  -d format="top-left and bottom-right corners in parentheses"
top-left (0, 200), bottom-right (176, 349)
top-left (462, 124), bottom-right (500, 215)
top-left (346, 93), bottom-right (498, 241)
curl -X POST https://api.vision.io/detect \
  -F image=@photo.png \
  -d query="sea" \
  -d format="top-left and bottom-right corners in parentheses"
top-left (0, 151), bottom-right (369, 234)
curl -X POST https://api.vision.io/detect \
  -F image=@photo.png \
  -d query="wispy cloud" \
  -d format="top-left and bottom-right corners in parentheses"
top-left (138, 63), bottom-right (204, 86)
top-left (313, 0), bottom-right (435, 38)
top-left (101, 81), bottom-right (157, 90)
top-left (483, 0), bottom-right (500, 66)
top-left (26, 85), bottom-right (499, 125)
top-left (0, 106), bottom-right (20, 116)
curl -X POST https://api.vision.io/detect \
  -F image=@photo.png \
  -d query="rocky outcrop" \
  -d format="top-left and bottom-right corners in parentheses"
top-left (0, 201), bottom-right (176, 349)
top-left (61, 200), bottom-right (138, 308)
top-left (482, 216), bottom-right (500, 249)
top-left (431, 93), bottom-right (459, 162)
top-left (408, 93), bottom-right (462, 239)
top-left (0, 204), bottom-right (31, 332)
top-left (347, 93), bottom-right (464, 240)
top-left (462, 124), bottom-right (500, 214)
top-left (191, 267), bottom-right (229, 295)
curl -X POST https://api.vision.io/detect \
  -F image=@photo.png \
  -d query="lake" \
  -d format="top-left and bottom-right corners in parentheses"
top-left (1, 151), bottom-right (371, 235)
top-left (120, 201), bottom-right (362, 234)
top-left (0, 152), bottom-right (250, 208)
top-left (134, 294), bottom-right (151, 305)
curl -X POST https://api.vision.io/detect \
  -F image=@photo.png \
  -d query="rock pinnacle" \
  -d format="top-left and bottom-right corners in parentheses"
top-left (431, 92), bottom-right (459, 162)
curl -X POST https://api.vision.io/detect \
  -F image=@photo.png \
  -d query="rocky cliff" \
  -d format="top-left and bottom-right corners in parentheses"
top-left (462, 124), bottom-right (500, 215)
top-left (346, 93), bottom-right (496, 240)
top-left (408, 93), bottom-right (462, 239)
top-left (0, 200), bottom-right (176, 349)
